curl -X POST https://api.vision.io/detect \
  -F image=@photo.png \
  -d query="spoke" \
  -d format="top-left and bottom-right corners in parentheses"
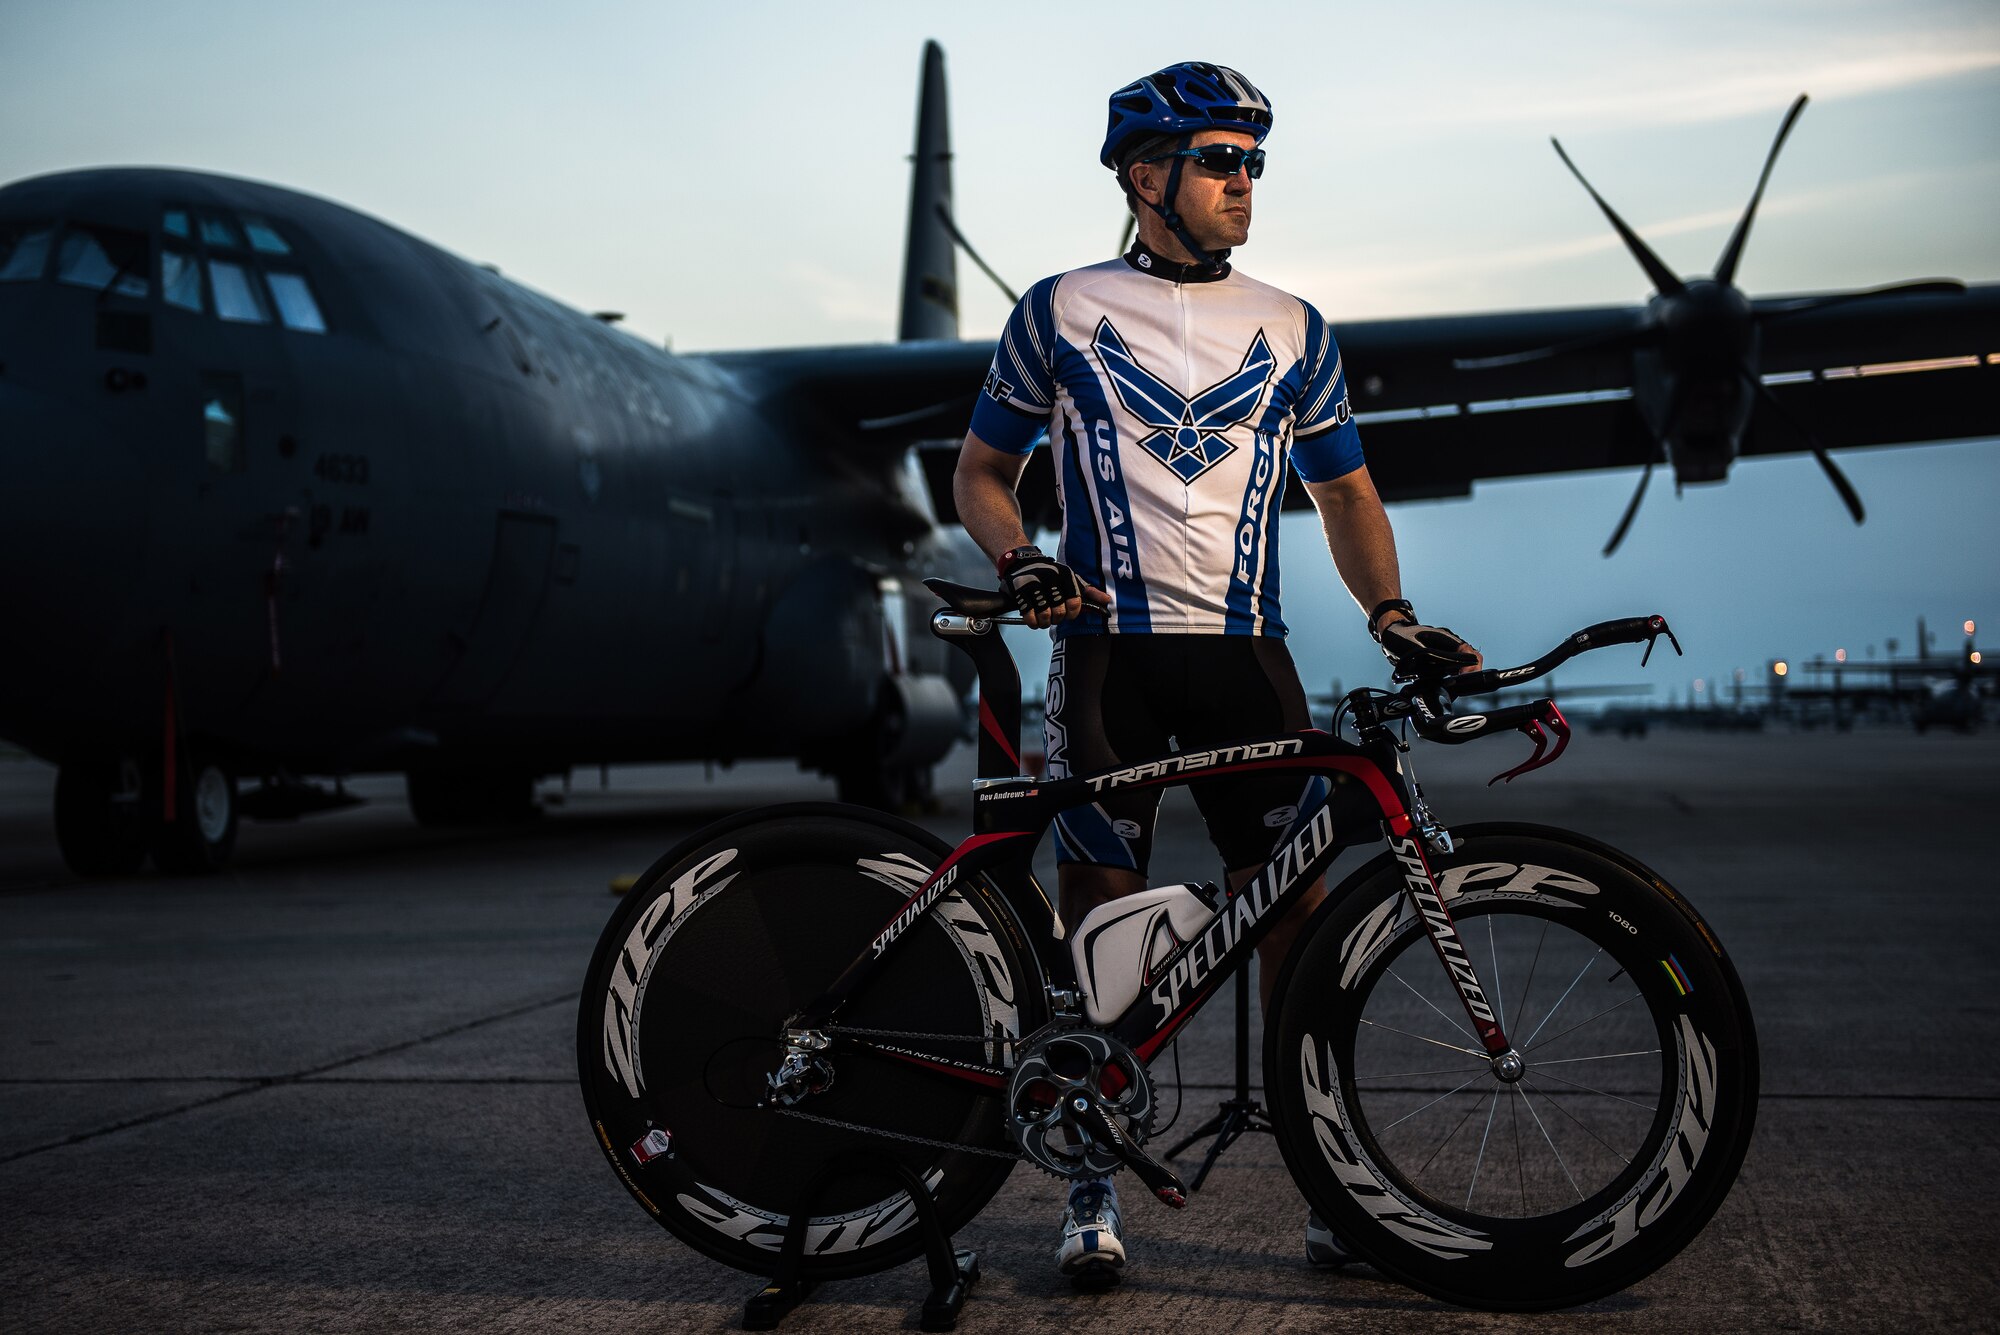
top-left (1531, 1048), bottom-right (1662, 1068)
top-left (1386, 964), bottom-right (1479, 1044)
top-left (1357, 1018), bottom-right (1486, 1059)
top-left (1413, 1086), bottom-right (1497, 1181)
top-left (1468, 1078), bottom-right (1503, 1209)
top-left (1521, 1077), bottom-right (1634, 1166)
top-left (1513, 919), bottom-right (1550, 1036)
top-left (1510, 1085), bottom-right (1527, 1214)
top-left (1485, 913), bottom-right (1505, 1042)
top-left (1527, 1065), bottom-right (1659, 1112)
top-left (1353, 1063), bottom-right (1490, 1081)
top-left (1379, 1068), bottom-right (1494, 1134)
top-left (1515, 1076), bottom-right (1585, 1203)
top-left (1527, 990), bottom-right (1645, 1055)
top-left (1520, 947), bottom-right (1604, 1049)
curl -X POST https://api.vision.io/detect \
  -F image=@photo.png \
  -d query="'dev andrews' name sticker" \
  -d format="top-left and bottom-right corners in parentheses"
top-left (630, 1127), bottom-right (673, 1165)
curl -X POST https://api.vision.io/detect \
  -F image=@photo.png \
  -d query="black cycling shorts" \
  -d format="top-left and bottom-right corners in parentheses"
top-left (1043, 634), bottom-right (1327, 876)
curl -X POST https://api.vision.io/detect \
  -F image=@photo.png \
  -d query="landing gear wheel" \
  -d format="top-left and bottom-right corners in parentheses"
top-left (1007, 1025), bottom-right (1155, 1180)
top-left (1266, 825), bottom-right (1758, 1311)
top-left (151, 759), bottom-right (238, 874)
top-left (576, 803), bottom-right (1042, 1281)
top-left (53, 756), bottom-right (149, 877)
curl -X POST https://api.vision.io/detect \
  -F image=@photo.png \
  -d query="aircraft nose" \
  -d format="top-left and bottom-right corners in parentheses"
top-left (0, 371), bottom-right (156, 747)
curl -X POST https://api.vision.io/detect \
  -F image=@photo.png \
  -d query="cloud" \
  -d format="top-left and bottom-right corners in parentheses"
top-left (1414, 44), bottom-right (2000, 130)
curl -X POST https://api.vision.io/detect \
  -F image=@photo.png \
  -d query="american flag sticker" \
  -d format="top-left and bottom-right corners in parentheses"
top-left (630, 1128), bottom-right (672, 1164)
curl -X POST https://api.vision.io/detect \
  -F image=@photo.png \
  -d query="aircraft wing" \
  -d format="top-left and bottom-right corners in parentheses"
top-left (701, 281), bottom-right (1999, 521)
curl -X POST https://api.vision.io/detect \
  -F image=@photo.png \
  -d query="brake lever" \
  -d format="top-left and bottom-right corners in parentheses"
top-left (1639, 615), bottom-right (1684, 668)
top-left (1488, 703), bottom-right (1572, 785)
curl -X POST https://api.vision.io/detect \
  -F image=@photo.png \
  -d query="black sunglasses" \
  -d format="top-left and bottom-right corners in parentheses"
top-left (1140, 144), bottom-right (1266, 179)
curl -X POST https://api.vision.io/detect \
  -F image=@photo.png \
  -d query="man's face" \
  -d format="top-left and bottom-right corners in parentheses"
top-left (1132, 128), bottom-right (1257, 251)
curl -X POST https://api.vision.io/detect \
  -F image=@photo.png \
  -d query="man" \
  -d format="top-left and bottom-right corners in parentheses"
top-left (952, 62), bottom-right (1481, 1288)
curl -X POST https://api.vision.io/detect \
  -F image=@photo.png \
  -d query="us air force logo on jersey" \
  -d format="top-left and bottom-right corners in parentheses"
top-left (983, 368), bottom-right (1016, 405)
top-left (1092, 319), bottom-right (1276, 485)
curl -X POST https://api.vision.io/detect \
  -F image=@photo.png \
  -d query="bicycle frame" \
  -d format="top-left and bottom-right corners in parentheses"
top-left (785, 608), bottom-right (1518, 1094)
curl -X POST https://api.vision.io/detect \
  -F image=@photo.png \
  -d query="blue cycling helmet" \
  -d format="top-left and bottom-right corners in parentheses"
top-left (1100, 62), bottom-right (1273, 169)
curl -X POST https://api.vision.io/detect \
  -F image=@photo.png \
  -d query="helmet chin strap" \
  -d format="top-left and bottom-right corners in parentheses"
top-left (1146, 152), bottom-right (1224, 274)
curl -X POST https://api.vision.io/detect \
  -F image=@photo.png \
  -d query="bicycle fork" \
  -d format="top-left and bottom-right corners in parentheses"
top-left (1382, 827), bottom-right (1519, 1064)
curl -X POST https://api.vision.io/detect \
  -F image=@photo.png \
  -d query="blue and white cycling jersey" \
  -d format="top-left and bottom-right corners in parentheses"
top-left (969, 248), bottom-right (1364, 637)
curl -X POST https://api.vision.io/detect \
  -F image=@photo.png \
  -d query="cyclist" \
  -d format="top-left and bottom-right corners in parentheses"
top-left (952, 61), bottom-right (1482, 1287)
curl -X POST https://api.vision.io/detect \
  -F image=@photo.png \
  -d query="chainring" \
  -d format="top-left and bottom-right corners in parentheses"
top-left (1006, 1023), bottom-right (1156, 1180)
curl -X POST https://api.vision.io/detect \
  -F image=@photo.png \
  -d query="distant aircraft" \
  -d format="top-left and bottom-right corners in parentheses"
top-left (2, 42), bottom-right (1995, 876)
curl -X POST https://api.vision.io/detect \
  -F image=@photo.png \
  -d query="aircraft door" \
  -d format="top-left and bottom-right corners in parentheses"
top-left (429, 512), bottom-right (557, 709)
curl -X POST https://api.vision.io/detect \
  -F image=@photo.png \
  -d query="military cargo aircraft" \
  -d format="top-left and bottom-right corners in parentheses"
top-left (1, 42), bottom-right (1995, 875)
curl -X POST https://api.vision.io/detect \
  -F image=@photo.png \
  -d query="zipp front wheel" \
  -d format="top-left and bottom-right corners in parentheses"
top-left (1266, 824), bottom-right (1757, 1310)
top-left (577, 804), bottom-right (1037, 1280)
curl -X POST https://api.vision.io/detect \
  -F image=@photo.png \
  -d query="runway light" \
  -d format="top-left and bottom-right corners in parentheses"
top-left (1966, 621), bottom-right (1977, 636)
top-left (1835, 648), bottom-right (1847, 664)
top-left (1693, 678), bottom-right (1705, 693)
top-left (1773, 661), bottom-right (1789, 677)
top-left (1974, 652), bottom-right (1985, 665)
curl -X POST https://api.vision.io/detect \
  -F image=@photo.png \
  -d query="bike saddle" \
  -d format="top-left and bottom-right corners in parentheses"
top-left (923, 577), bottom-right (1012, 619)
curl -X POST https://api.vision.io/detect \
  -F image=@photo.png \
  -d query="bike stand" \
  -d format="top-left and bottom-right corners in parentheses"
top-left (1163, 966), bottom-right (1275, 1191)
top-left (741, 1152), bottom-right (980, 1332)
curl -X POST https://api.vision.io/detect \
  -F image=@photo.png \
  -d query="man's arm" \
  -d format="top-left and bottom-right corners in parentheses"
top-left (952, 432), bottom-right (1110, 629)
top-left (1304, 467), bottom-right (1404, 632)
top-left (1304, 466), bottom-right (1481, 668)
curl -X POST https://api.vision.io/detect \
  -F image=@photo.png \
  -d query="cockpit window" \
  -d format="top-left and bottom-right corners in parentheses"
top-left (207, 259), bottom-right (270, 323)
top-left (241, 215), bottom-right (291, 255)
top-left (162, 248), bottom-right (203, 312)
top-left (163, 209), bottom-right (192, 239)
top-left (198, 215), bottom-right (243, 249)
top-left (0, 223), bottom-right (54, 281)
top-left (56, 225), bottom-right (150, 298)
top-left (264, 271), bottom-right (325, 332)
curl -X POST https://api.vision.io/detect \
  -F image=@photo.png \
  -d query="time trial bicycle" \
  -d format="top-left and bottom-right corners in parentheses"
top-left (578, 579), bottom-right (1758, 1311)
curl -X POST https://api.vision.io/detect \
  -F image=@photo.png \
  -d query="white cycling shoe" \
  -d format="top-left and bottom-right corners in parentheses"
top-left (1056, 1180), bottom-right (1126, 1289)
top-left (1305, 1211), bottom-right (1356, 1268)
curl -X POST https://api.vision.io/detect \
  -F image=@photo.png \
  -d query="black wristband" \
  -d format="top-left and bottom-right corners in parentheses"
top-left (1368, 598), bottom-right (1415, 641)
top-left (996, 545), bottom-right (1044, 574)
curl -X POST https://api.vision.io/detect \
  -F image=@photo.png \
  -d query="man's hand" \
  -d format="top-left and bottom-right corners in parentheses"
top-left (996, 545), bottom-right (1112, 630)
top-left (1377, 616), bottom-right (1483, 679)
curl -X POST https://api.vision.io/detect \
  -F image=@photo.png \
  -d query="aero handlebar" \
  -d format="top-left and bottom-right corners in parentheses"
top-left (1442, 615), bottom-right (1683, 701)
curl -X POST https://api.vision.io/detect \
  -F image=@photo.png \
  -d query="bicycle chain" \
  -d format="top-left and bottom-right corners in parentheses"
top-left (823, 1024), bottom-right (1020, 1047)
top-left (773, 1024), bottom-right (1024, 1159)
top-left (772, 1105), bottom-right (1022, 1160)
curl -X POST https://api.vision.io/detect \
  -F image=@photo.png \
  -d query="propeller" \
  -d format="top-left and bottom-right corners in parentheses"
top-left (1446, 93), bottom-right (1965, 552)
top-left (1740, 368), bottom-right (1865, 524)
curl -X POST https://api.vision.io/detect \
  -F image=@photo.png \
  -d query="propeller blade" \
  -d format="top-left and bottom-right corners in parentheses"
top-left (1118, 211), bottom-right (1137, 255)
top-left (1714, 94), bottom-right (1808, 288)
top-left (1551, 137), bottom-right (1686, 297)
top-left (1453, 322), bottom-right (1653, 371)
top-left (1757, 278), bottom-right (1967, 320)
top-left (1603, 459), bottom-right (1655, 556)
top-left (934, 203), bottom-right (1020, 305)
top-left (1743, 369), bottom-right (1866, 524)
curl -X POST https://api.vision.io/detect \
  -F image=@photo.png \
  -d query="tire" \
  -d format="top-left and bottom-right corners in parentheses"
top-left (577, 802), bottom-right (1040, 1280)
top-left (1266, 824), bottom-right (1758, 1311)
top-left (151, 759), bottom-right (238, 874)
top-left (53, 757), bottom-right (151, 877)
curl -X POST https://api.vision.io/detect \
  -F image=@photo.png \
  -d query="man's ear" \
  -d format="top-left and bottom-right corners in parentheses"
top-left (1128, 162), bottom-right (1162, 208)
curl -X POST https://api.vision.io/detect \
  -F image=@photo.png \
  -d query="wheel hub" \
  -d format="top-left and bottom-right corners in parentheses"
top-left (1492, 1048), bottom-right (1527, 1083)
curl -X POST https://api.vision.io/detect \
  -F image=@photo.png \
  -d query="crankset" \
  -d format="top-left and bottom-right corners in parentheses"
top-left (1007, 1025), bottom-right (1186, 1207)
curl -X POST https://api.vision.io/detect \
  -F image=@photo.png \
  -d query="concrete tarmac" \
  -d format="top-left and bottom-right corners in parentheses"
top-left (2, 726), bottom-right (1996, 1332)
